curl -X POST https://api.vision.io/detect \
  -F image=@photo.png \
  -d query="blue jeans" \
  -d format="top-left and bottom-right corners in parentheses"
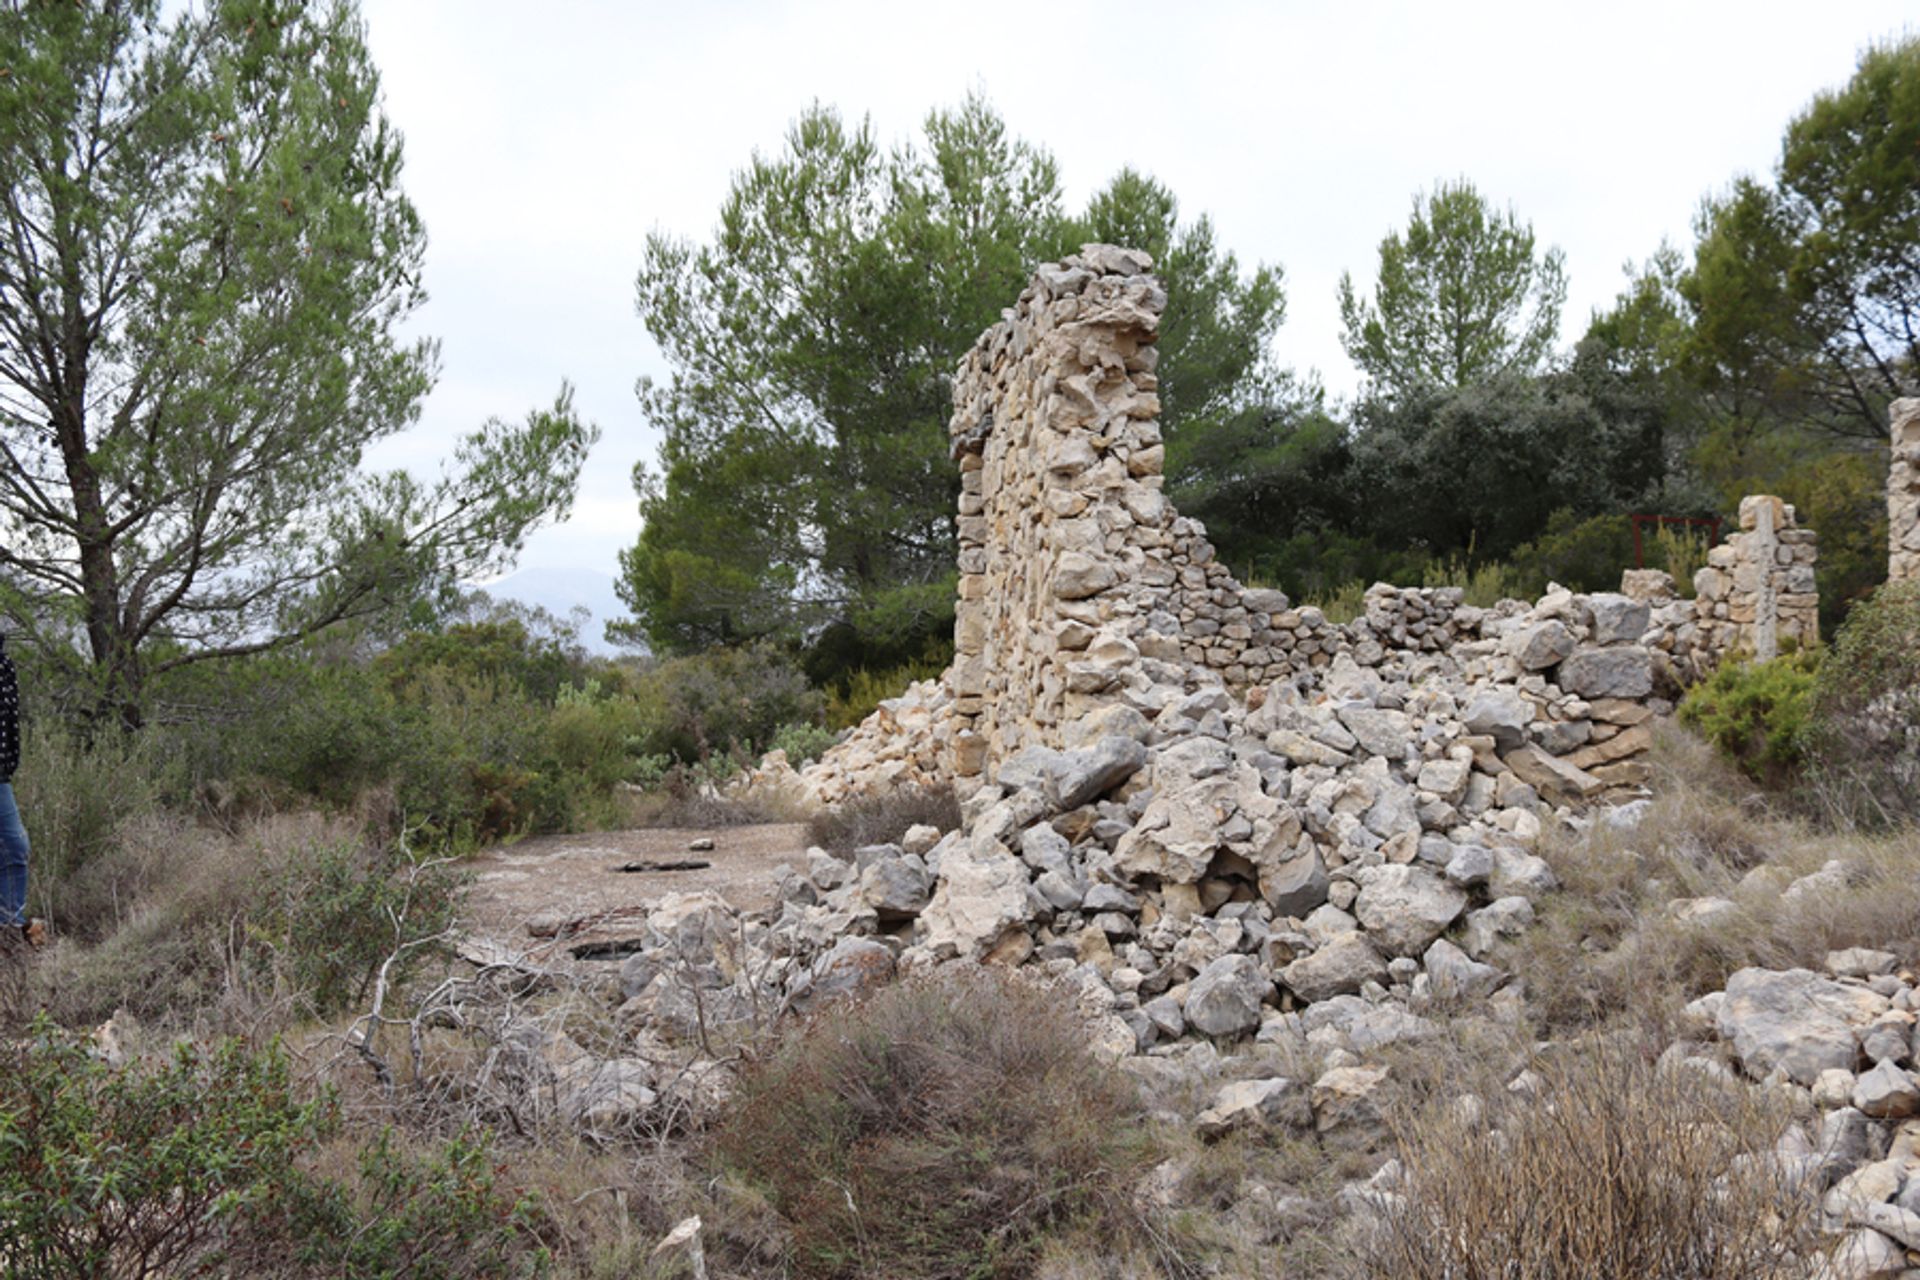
top-left (0, 783), bottom-right (27, 927)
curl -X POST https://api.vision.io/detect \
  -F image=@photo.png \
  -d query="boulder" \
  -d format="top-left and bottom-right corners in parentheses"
top-left (1853, 1060), bottom-right (1920, 1119)
top-left (1311, 1064), bottom-right (1391, 1133)
top-left (1193, 1077), bottom-right (1310, 1139)
top-left (1504, 620), bottom-right (1576, 670)
top-left (1185, 954), bottom-right (1272, 1039)
top-left (1353, 865), bottom-right (1468, 957)
top-left (918, 846), bottom-right (1034, 960)
top-left (1280, 931), bottom-right (1388, 1002)
top-left (1555, 645), bottom-right (1654, 700)
top-left (1715, 967), bottom-right (1889, 1085)
top-left (859, 854), bottom-right (932, 920)
top-left (1587, 593), bottom-right (1651, 645)
top-left (1463, 689), bottom-right (1532, 749)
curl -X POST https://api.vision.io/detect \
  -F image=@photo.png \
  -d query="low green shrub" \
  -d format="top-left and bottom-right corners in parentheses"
top-left (823, 649), bottom-right (948, 731)
top-left (0, 1023), bottom-right (550, 1279)
top-left (1807, 579), bottom-right (1920, 825)
top-left (1678, 650), bottom-right (1820, 783)
top-left (0, 1024), bottom-right (328, 1280)
top-left (627, 643), bottom-right (824, 762)
top-left (12, 723), bottom-right (168, 933)
top-left (713, 971), bottom-right (1158, 1279)
top-left (239, 1126), bottom-right (550, 1280)
top-left (769, 720), bottom-right (840, 766)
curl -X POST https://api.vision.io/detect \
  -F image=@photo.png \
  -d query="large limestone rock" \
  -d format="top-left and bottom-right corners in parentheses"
top-left (1715, 967), bottom-right (1890, 1085)
top-left (918, 846), bottom-right (1033, 960)
top-left (1185, 953), bottom-right (1271, 1038)
top-left (1280, 931), bottom-right (1388, 1002)
top-left (1352, 865), bottom-right (1468, 957)
top-left (1556, 645), bottom-right (1654, 699)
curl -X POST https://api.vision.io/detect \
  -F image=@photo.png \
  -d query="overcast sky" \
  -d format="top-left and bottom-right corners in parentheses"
top-left (358, 0), bottom-right (1916, 591)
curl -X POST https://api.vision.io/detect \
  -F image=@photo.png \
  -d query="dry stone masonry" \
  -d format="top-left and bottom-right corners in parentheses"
top-left (750, 246), bottom-right (1821, 816)
top-left (1892, 398), bottom-right (1920, 583)
top-left (1690, 494), bottom-right (1820, 662)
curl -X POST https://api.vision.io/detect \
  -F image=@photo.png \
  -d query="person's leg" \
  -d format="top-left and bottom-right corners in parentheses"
top-left (0, 783), bottom-right (27, 929)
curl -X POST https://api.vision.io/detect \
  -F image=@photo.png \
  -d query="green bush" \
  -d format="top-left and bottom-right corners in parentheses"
top-left (823, 645), bottom-right (950, 731)
top-left (241, 1127), bottom-right (550, 1280)
top-left (1678, 651), bottom-right (1820, 784)
top-left (770, 720), bottom-right (840, 766)
top-left (713, 971), bottom-right (1157, 1279)
top-left (0, 1023), bottom-right (549, 1279)
top-left (0, 1024), bottom-right (329, 1280)
top-left (34, 814), bottom-right (461, 1028)
top-left (12, 724), bottom-right (168, 934)
top-left (1807, 579), bottom-right (1920, 824)
top-left (627, 643), bottom-right (825, 761)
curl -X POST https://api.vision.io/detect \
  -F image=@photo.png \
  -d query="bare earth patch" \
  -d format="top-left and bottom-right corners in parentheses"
top-left (460, 823), bottom-right (810, 960)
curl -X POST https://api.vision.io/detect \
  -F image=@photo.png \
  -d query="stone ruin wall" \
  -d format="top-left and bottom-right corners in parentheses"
top-left (1892, 397), bottom-right (1920, 583)
top-left (1690, 495), bottom-right (1819, 661)
top-left (755, 247), bottom-right (1823, 810)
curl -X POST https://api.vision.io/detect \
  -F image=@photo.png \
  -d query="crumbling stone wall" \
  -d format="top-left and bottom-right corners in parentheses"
top-left (1892, 398), bottom-right (1920, 583)
top-left (1691, 495), bottom-right (1819, 661)
top-left (946, 244), bottom-right (1278, 784)
top-left (753, 247), bottom-right (1821, 810)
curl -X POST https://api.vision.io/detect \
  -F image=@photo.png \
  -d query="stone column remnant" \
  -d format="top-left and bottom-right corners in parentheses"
top-left (1691, 495), bottom-right (1818, 660)
top-left (1890, 398), bottom-right (1920, 583)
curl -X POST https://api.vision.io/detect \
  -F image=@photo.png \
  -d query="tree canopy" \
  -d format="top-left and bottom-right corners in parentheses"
top-left (616, 99), bottom-right (1287, 673)
top-left (1338, 178), bottom-right (1567, 396)
top-left (0, 0), bottom-right (593, 722)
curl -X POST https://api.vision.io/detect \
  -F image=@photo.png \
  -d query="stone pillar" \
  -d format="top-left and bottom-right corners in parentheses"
top-left (1692, 495), bottom-right (1818, 662)
top-left (1891, 398), bottom-right (1920, 583)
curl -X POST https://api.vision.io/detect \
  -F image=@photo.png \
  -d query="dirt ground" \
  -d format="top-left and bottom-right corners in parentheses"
top-left (460, 823), bottom-right (812, 961)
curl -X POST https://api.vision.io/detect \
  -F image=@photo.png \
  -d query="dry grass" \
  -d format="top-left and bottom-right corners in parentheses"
top-left (806, 784), bottom-right (959, 856)
top-left (1361, 1035), bottom-right (1815, 1280)
top-left (1519, 722), bottom-right (1920, 1034)
top-left (711, 969), bottom-right (1166, 1280)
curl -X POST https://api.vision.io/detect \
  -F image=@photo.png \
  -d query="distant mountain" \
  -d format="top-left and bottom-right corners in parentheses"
top-left (474, 566), bottom-right (630, 654)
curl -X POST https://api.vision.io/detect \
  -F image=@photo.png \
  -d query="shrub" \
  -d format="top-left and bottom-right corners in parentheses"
top-left (1678, 650), bottom-right (1820, 784)
top-left (0, 1024), bottom-right (329, 1280)
top-left (238, 1127), bottom-right (551, 1280)
top-left (1807, 579), bottom-right (1920, 825)
top-left (1362, 1037), bottom-right (1813, 1280)
top-left (806, 785), bottom-right (960, 856)
top-left (12, 722), bottom-right (167, 933)
top-left (770, 720), bottom-right (840, 766)
top-left (824, 649), bottom-right (949, 731)
top-left (628, 644), bottom-right (824, 763)
top-left (33, 813), bottom-right (461, 1028)
top-left (712, 971), bottom-right (1159, 1279)
top-left (0, 1022), bottom-right (550, 1280)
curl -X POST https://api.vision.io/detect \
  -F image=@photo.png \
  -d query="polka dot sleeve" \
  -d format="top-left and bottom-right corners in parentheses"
top-left (0, 649), bottom-right (17, 782)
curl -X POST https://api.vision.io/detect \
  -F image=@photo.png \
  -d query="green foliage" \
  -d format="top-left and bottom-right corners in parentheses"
top-left (247, 1127), bottom-right (549, 1280)
top-left (618, 96), bottom-right (1286, 679)
top-left (769, 721), bottom-right (840, 767)
top-left (1339, 177), bottom-right (1568, 394)
top-left (0, 1025), bottom-right (329, 1280)
top-left (626, 643), bottom-right (825, 763)
top-left (1683, 34), bottom-right (1920, 442)
top-left (1679, 652), bottom-right (1821, 783)
top-left (823, 646), bottom-right (950, 731)
top-left (257, 834), bottom-right (459, 1017)
top-left (0, 1025), bottom-right (549, 1279)
top-left (0, 0), bottom-right (594, 723)
top-left (1807, 580), bottom-right (1920, 824)
top-left (714, 972), bottom-right (1157, 1279)
top-left (12, 723), bottom-right (169, 928)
